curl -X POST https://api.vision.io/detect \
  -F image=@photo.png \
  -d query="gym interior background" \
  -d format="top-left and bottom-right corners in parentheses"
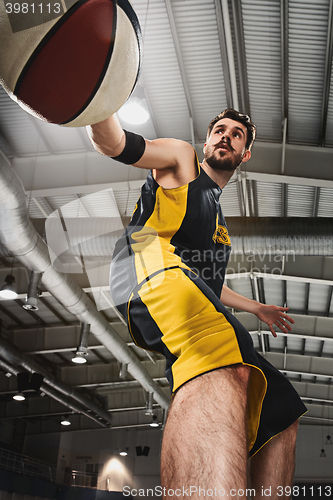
top-left (0, 0), bottom-right (333, 497)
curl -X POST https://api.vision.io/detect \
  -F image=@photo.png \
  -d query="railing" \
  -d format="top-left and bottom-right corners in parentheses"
top-left (71, 471), bottom-right (112, 491)
top-left (0, 447), bottom-right (57, 483)
top-left (71, 470), bottom-right (100, 488)
top-left (0, 447), bottom-right (111, 491)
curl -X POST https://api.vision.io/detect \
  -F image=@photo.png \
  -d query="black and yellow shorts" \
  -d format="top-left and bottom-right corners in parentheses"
top-left (125, 266), bottom-right (307, 457)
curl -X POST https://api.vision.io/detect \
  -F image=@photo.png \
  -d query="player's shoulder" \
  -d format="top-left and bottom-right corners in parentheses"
top-left (156, 137), bottom-right (196, 164)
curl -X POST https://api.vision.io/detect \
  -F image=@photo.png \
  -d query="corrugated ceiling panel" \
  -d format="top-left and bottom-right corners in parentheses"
top-left (171, 0), bottom-right (228, 141)
top-left (79, 190), bottom-right (121, 218)
top-left (41, 296), bottom-right (78, 324)
top-left (34, 121), bottom-right (87, 154)
top-left (299, 375), bottom-right (315, 382)
top-left (270, 335), bottom-right (285, 352)
top-left (132, 0), bottom-right (190, 140)
top-left (256, 182), bottom-right (282, 216)
top-left (316, 376), bottom-right (331, 383)
top-left (322, 341), bottom-right (333, 356)
top-left (304, 338), bottom-right (322, 356)
top-left (263, 278), bottom-right (283, 307)
top-left (46, 195), bottom-right (82, 214)
top-left (287, 184), bottom-right (315, 217)
top-left (32, 197), bottom-right (54, 218)
top-left (287, 281), bottom-right (307, 311)
top-left (220, 181), bottom-right (241, 216)
top-left (241, 0), bottom-right (282, 142)
top-left (288, 0), bottom-right (330, 145)
top-left (26, 198), bottom-right (47, 219)
top-left (1, 302), bottom-right (37, 327)
top-left (113, 188), bottom-right (141, 217)
top-left (0, 88), bottom-right (49, 156)
top-left (287, 336), bottom-right (304, 352)
top-left (325, 59), bottom-right (333, 146)
top-left (308, 284), bottom-right (331, 316)
top-left (229, 277), bottom-right (253, 300)
top-left (317, 187), bottom-right (333, 217)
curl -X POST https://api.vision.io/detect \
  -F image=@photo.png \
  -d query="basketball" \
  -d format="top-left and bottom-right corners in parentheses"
top-left (0, 0), bottom-right (142, 127)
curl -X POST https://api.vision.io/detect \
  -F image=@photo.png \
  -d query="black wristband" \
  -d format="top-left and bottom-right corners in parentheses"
top-left (111, 130), bottom-right (146, 165)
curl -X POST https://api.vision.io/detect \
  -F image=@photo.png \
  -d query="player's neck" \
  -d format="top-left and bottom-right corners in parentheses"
top-left (201, 160), bottom-right (236, 189)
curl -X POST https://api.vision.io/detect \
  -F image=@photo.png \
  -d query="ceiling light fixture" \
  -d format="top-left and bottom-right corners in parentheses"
top-left (72, 323), bottom-right (90, 364)
top-left (61, 416), bottom-right (71, 426)
top-left (326, 435), bottom-right (332, 445)
top-left (118, 99), bottom-right (149, 125)
top-left (150, 415), bottom-right (159, 428)
top-left (72, 347), bottom-right (88, 364)
top-left (13, 372), bottom-right (44, 401)
top-left (0, 275), bottom-right (18, 299)
top-left (13, 392), bottom-right (25, 401)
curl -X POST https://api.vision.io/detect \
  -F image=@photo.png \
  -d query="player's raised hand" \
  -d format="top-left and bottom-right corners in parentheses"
top-left (255, 304), bottom-right (294, 338)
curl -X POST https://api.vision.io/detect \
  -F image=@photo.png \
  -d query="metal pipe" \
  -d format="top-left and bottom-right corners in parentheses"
top-left (221, 0), bottom-right (239, 110)
top-left (72, 322), bottom-right (90, 363)
top-left (23, 271), bottom-right (42, 311)
top-left (281, 117), bottom-right (287, 174)
top-left (0, 155), bottom-right (170, 410)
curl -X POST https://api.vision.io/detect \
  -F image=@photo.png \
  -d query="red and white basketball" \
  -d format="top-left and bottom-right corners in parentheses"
top-left (0, 0), bottom-right (142, 126)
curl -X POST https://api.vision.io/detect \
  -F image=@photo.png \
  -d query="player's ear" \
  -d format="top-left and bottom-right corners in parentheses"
top-left (241, 150), bottom-right (251, 163)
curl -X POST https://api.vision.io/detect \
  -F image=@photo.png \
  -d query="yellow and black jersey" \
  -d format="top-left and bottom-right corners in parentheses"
top-left (111, 161), bottom-right (232, 311)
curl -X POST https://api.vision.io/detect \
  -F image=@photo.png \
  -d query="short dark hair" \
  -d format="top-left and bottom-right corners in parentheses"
top-left (206, 109), bottom-right (256, 151)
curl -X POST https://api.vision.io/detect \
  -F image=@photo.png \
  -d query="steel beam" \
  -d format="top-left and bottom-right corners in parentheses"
top-left (164, 0), bottom-right (197, 141)
top-left (214, 0), bottom-right (233, 108)
top-left (319, 0), bottom-right (333, 146)
top-left (231, 0), bottom-right (250, 114)
top-left (280, 0), bottom-right (289, 122)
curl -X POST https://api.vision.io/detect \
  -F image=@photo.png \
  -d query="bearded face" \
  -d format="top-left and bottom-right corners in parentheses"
top-left (204, 140), bottom-right (245, 172)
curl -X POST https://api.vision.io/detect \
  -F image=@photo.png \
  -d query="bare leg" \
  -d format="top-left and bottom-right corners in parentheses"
top-left (161, 365), bottom-right (251, 499)
top-left (249, 420), bottom-right (299, 500)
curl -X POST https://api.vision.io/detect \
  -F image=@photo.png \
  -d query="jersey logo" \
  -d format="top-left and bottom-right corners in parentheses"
top-left (212, 215), bottom-right (231, 246)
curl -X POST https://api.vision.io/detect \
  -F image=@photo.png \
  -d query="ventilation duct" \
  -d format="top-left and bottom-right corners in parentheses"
top-left (225, 217), bottom-right (333, 256)
top-left (0, 154), bottom-right (169, 411)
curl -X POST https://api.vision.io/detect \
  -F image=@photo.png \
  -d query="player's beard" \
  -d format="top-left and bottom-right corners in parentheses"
top-left (204, 143), bottom-right (245, 172)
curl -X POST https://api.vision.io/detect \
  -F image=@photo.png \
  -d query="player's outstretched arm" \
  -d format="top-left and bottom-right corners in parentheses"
top-left (86, 113), bottom-right (195, 174)
top-left (86, 114), bottom-right (125, 157)
top-left (220, 284), bottom-right (294, 337)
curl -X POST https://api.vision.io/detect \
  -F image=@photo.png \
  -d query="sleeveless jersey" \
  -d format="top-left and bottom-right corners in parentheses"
top-left (110, 161), bottom-right (232, 314)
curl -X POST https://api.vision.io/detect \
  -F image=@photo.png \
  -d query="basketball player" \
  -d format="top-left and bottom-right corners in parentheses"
top-left (86, 109), bottom-right (306, 499)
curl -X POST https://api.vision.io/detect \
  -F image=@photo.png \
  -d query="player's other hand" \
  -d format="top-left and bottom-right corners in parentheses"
top-left (255, 304), bottom-right (294, 338)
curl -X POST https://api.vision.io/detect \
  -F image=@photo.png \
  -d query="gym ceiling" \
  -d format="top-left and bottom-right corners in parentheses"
top-left (0, 0), bottom-right (333, 435)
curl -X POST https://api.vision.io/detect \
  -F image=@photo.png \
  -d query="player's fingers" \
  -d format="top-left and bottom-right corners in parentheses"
top-left (270, 326), bottom-right (277, 338)
top-left (279, 318), bottom-right (293, 331)
top-left (281, 313), bottom-right (295, 324)
top-left (275, 320), bottom-right (288, 333)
